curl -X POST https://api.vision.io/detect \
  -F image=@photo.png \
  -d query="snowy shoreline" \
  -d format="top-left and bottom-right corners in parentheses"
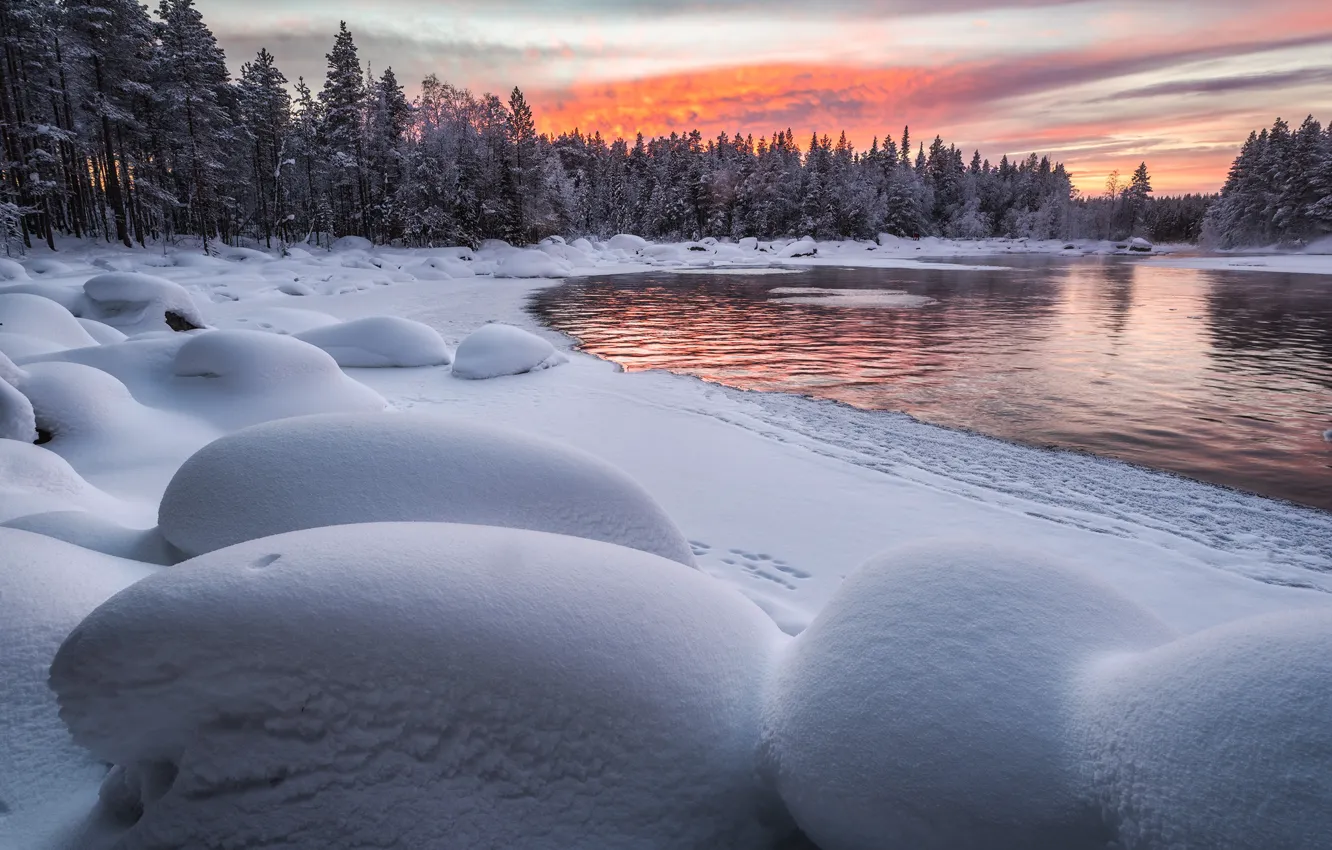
top-left (3, 234), bottom-right (1332, 849)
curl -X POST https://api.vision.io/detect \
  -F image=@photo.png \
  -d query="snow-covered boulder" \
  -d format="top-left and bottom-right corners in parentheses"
top-left (171, 330), bottom-right (387, 428)
top-left (1127, 237), bottom-right (1153, 253)
top-left (2, 511), bottom-right (181, 565)
top-left (608, 233), bottom-right (648, 253)
top-left (330, 235), bottom-right (373, 252)
top-left (0, 373), bottom-right (36, 442)
top-left (77, 317), bottom-right (128, 344)
top-left (157, 412), bottom-right (697, 566)
top-left (82, 272), bottom-right (207, 335)
top-left (408, 255), bottom-right (476, 280)
top-left (0, 529), bottom-right (154, 835)
top-left (762, 541), bottom-right (1173, 850)
top-left (492, 247), bottom-right (572, 278)
top-left (0, 257), bottom-right (29, 280)
top-left (1081, 610), bottom-right (1332, 849)
top-left (51, 522), bottom-right (787, 850)
top-left (776, 237), bottom-right (817, 258)
top-left (0, 291), bottom-right (98, 349)
top-left (738, 236), bottom-right (759, 251)
top-left (294, 316), bottom-right (451, 368)
top-left (451, 322), bottom-right (567, 379)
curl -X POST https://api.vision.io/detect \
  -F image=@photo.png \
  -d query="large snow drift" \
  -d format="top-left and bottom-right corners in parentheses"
top-left (0, 529), bottom-right (153, 835)
top-left (451, 322), bottom-right (567, 379)
top-left (1081, 610), bottom-right (1332, 850)
top-left (762, 541), bottom-right (1173, 850)
top-left (293, 316), bottom-right (451, 367)
top-left (50, 522), bottom-right (787, 850)
top-left (157, 412), bottom-right (698, 566)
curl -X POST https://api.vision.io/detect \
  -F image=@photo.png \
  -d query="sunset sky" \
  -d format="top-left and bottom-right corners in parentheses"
top-left (200, 0), bottom-right (1332, 195)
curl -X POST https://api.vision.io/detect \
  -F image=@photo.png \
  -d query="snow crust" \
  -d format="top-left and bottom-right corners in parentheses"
top-left (50, 522), bottom-right (787, 850)
top-left (451, 322), bottom-right (567, 379)
top-left (293, 315), bottom-right (451, 367)
top-left (1080, 610), bottom-right (1332, 850)
top-left (0, 529), bottom-right (153, 844)
top-left (81, 273), bottom-right (207, 335)
top-left (158, 412), bottom-right (697, 566)
top-left (762, 541), bottom-right (1174, 850)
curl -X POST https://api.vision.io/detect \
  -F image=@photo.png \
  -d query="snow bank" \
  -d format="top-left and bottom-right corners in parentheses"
top-left (762, 541), bottom-right (1173, 850)
top-left (451, 322), bottom-right (567, 379)
top-left (2, 511), bottom-right (181, 565)
top-left (171, 330), bottom-right (387, 428)
top-left (1081, 610), bottom-right (1332, 849)
top-left (50, 522), bottom-right (786, 850)
top-left (0, 292), bottom-right (98, 349)
top-left (0, 529), bottom-right (153, 832)
top-left (82, 272), bottom-right (206, 335)
top-left (294, 316), bottom-right (451, 368)
top-left (157, 412), bottom-right (697, 566)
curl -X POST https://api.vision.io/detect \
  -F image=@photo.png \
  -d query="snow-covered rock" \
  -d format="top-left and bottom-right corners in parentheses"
top-left (0, 529), bottom-right (154, 837)
top-left (51, 522), bottom-right (786, 850)
top-left (25, 258), bottom-right (72, 276)
top-left (408, 255), bottom-right (476, 280)
top-left (2, 511), bottom-right (181, 565)
top-left (0, 256), bottom-right (29, 280)
top-left (1081, 610), bottom-right (1332, 850)
top-left (0, 372), bottom-right (36, 442)
top-left (1127, 237), bottom-right (1153, 253)
top-left (451, 322), bottom-right (567, 379)
top-left (157, 412), bottom-right (697, 566)
top-left (762, 541), bottom-right (1173, 850)
top-left (776, 237), bottom-right (818, 258)
top-left (77, 317), bottom-right (128, 345)
top-left (0, 292), bottom-right (98, 349)
top-left (492, 247), bottom-right (572, 278)
top-left (170, 330), bottom-right (387, 428)
top-left (608, 233), bottom-right (648, 253)
top-left (82, 272), bottom-right (207, 335)
top-left (0, 439), bottom-right (125, 523)
top-left (294, 316), bottom-right (451, 368)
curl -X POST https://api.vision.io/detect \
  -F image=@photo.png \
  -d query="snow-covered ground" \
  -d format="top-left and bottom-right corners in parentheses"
top-left (2, 234), bottom-right (1331, 849)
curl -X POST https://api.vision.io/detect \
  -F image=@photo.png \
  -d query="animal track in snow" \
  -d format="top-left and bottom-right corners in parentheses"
top-left (691, 541), bottom-right (810, 590)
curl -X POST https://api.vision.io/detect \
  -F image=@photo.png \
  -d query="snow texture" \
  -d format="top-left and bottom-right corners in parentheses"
top-left (0, 529), bottom-right (154, 838)
top-left (77, 318), bottom-right (128, 345)
top-left (50, 522), bottom-right (787, 850)
top-left (0, 372), bottom-right (36, 442)
top-left (157, 412), bottom-right (697, 566)
top-left (2, 511), bottom-right (181, 565)
top-left (1080, 610), bottom-right (1332, 850)
top-left (81, 272), bottom-right (207, 335)
top-left (293, 316), bottom-right (451, 367)
top-left (451, 322), bottom-right (567, 379)
top-left (762, 541), bottom-right (1174, 850)
top-left (0, 440), bottom-right (125, 523)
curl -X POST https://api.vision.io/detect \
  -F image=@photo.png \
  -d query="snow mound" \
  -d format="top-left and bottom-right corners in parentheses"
top-left (82, 273), bottom-right (207, 335)
top-left (1081, 610), bottom-right (1332, 850)
top-left (492, 247), bottom-right (572, 278)
top-left (0, 348), bottom-right (25, 384)
top-left (1127, 237), bottom-right (1153, 253)
top-left (330, 235), bottom-right (373, 252)
top-left (0, 257), bottom-right (29, 280)
top-left (50, 522), bottom-right (786, 850)
top-left (2, 511), bottom-right (180, 565)
top-left (0, 439), bottom-right (124, 523)
top-left (776, 237), bottom-right (818, 258)
top-left (0, 529), bottom-right (154, 833)
top-left (26, 258), bottom-right (73, 276)
top-left (408, 255), bottom-right (476, 280)
top-left (294, 316), bottom-right (451, 368)
top-left (0, 292), bottom-right (98, 348)
top-left (171, 330), bottom-right (387, 428)
top-left (451, 322), bottom-right (567, 379)
top-left (608, 233), bottom-right (648, 252)
top-left (158, 412), bottom-right (697, 566)
top-left (762, 541), bottom-right (1173, 850)
top-left (77, 317), bottom-right (127, 345)
top-left (0, 373), bottom-right (36, 442)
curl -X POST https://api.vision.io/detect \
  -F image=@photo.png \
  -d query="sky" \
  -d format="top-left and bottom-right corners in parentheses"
top-left (199, 0), bottom-right (1332, 195)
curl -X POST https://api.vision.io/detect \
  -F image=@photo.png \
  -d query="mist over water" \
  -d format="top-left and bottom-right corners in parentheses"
top-left (532, 256), bottom-right (1332, 511)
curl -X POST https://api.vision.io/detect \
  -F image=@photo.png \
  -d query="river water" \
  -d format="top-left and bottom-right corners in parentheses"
top-left (531, 256), bottom-right (1332, 511)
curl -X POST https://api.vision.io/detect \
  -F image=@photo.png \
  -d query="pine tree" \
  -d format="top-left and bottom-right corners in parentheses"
top-left (237, 48), bottom-right (291, 247)
top-left (318, 21), bottom-right (366, 238)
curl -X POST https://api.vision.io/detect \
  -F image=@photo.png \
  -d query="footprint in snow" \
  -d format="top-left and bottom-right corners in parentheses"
top-left (692, 541), bottom-right (810, 590)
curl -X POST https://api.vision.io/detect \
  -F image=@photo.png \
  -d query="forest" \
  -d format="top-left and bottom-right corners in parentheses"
top-left (1, 0), bottom-right (1214, 252)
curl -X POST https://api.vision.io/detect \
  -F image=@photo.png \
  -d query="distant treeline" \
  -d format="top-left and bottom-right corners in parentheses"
top-left (1204, 116), bottom-right (1332, 248)
top-left (0, 0), bottom-right (1210, 250)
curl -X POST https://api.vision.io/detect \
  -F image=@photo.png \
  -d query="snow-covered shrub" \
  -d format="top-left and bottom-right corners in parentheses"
top-left (157, 412), bottom-right (697, 566)
top-left (295, 316), bottom-right (451, 367)
top-left (0, 529), bottom-right (153, 829)
top-left (0, 292), bottom-right (98, 349)
top-left (82, 272), bottom-right (207, 335)
top-left (451, 322), bottom-right (566, 379)
top-left (1081, 610), bottom-right (1332, 849)
top-left (761, 541), bottom-right (1173, 850)
top-left (51, 522), bottom-right (787, 850)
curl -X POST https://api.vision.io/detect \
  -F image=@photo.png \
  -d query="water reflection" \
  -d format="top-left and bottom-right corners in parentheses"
top-left (531, 257), bottom-right (1332, 510)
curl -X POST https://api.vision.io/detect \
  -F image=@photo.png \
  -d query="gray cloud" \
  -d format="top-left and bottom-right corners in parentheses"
top-left (1104, 66), bottom-right (1332, 100)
